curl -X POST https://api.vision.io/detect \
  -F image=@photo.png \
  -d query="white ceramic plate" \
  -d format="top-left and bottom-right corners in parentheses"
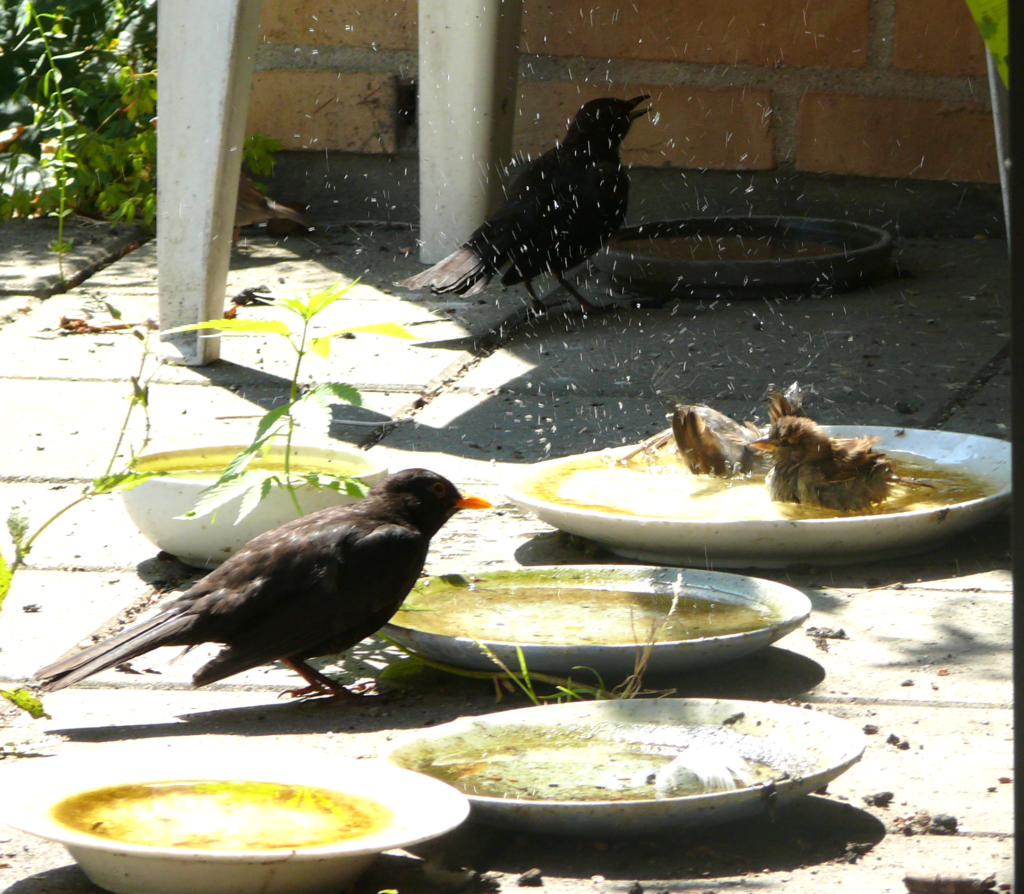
top-left (387, 698), bottom-right (865, 835)
top-left (383, 566), bottom-right (810, 679)
top-left (505, 427), bottom-right (1010, 568)
top-left (0, 742), bottom-right (467, 894)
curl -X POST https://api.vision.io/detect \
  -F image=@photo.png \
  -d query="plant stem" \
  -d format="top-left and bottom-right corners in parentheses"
top-left (11, 494), bottom-right (91, 574)
top-left (282, 313), bottom-right (312, 518)
top-left (379, 634), bottom-right (617, 700)
top-left (28, 4), bottom-right (73, 282)
top-left (103, 330), bottom-right (153, 478)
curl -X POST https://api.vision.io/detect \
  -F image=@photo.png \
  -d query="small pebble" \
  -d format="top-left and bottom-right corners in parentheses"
top-left (926, 814), bottom-right (958, 835)
top-left (864, 791), bottom-right (894, 807)
top-left (518, 868), bottom-right (543, 887)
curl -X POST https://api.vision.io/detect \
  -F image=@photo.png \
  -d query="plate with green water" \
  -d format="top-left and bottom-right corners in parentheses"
top-left (383, 565), bottom-right (810, 679)
top-left (386, 698), bottom-right (865, 835)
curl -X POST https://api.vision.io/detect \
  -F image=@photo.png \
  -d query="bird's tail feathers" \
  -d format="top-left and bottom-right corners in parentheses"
top-left (397, 248), bottom-right (490, 296)
top-left (264, 198), bottom-right (313, 229)
top-left (33, 611), bottom-right (195, 692)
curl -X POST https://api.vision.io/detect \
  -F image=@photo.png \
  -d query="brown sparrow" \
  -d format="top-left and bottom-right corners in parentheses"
top-left (234, 174), bottom-right (313, 245)
top-left (750, 414), bottom-right (900, 511)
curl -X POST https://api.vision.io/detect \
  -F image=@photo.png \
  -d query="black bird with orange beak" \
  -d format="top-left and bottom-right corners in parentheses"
top-left (35, 470), bottom-right (491, 699)
top-left (399, 95), bottom-right (651, 313)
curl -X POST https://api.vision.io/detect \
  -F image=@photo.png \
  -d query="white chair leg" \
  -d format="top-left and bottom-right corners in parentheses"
top-left (156, 0), bottom-right (263, 365)
top-left (416, 0), bottom-right (524, 263)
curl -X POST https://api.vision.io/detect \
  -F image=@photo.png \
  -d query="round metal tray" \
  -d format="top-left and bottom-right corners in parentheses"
top-left (596, 216), bottom-right (893, 297)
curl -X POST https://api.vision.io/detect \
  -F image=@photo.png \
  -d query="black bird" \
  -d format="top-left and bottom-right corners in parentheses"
top-left (34, 470), bottom-right (491, 698)
top-left (398, 95), bottom-right (651, 313)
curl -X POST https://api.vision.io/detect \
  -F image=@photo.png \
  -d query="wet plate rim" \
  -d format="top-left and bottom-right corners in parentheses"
top-left (386, 698), bottom-right (866, 836)
top-left (504, 427), bottom-right (1010, 568)
top-left (383, 565), bottom-right (811, 678)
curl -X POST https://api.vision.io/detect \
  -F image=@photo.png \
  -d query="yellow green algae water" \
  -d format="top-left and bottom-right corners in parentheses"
top-left (52, 780), bottom-right (393, 850)
top-left (396, 579), bottom-right (776, 645)
top-left (519, 450), bottom-right (994, 522)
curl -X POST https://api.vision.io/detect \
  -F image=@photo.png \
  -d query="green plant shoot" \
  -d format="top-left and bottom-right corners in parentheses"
top-left (163, 281), bottom-right (416, 524)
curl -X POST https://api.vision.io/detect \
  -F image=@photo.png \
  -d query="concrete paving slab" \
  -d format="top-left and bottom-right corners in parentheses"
top-left (0, 378), bottom-right (403, 479)
top-left (0, 486), bottom-right (155, 571)
top-left (379, 392), bottom-right (672, 462)
top-left (823, 702), bottom-right (1013, 835)
top-left (0, 219), bottom-right (149, 300)
top-left (787, 587), bottom-right (1012, 705)
top-left (449, 240), bottom-right (1010, 433)
top-left (0, 220), bottom-right (1015, 894)
top-left (0, 570), bottom-right (161, 683)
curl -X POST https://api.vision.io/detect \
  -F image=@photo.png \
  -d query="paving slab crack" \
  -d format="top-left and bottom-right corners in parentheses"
top-left (925, 341), bottom-right (1010, 429)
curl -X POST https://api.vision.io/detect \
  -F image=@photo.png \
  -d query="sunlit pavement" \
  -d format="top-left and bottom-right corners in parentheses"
top-left (0, 221), bottom-right (1011, 893)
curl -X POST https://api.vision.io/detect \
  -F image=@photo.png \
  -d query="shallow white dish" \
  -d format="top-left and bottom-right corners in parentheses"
top-left (505, 427), bottom-right (1010, 568)
top-left (122, 443), bottom-right (387, 568)
top-left (0, 742), bottom-right (468, 894)
top-left (384, 566), bottom-right (810, 679)
top-left (387, 698), bottom-right (864, 835)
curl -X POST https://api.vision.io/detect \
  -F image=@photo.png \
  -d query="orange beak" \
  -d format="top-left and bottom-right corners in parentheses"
top-left (748, 438), bottom-right (776, 452)
top-left (455, 494), bottom-right (492, 510)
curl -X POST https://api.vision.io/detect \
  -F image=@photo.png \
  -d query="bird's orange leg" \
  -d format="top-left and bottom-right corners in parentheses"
top-left (280, 658), bottom-right (365, 701)
top-left (553, 272), bottom-right (597, 314)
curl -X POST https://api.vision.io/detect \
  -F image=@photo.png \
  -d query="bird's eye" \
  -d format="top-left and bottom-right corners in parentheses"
top-left (430, 482), bottom-right (447, 498)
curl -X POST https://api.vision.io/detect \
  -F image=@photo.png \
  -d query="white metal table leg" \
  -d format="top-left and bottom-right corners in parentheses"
top-left (416, 0), bottom-right (523, 264)
top-left (156, 0), bottom-right (263, 365)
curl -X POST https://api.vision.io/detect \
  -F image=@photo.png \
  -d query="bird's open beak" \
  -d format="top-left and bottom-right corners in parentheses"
top-left (455, 494), bottom-right (493, 510)
top-left (748, 438), bottom-right (776, 452)
top-left (627, 94), bottom-right (652, 120)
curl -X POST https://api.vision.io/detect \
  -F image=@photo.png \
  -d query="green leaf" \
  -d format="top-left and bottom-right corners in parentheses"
top-left (91, 470), bottom-right (164, 495)
top-left (161, 318), bottom-right (290, 337)
top-left (321, 322), bottom-right (417, 341)
top-left (308, 336), bottom-right (331, 359)
top-left (7, 505), bottom-right (29, 546)
top-left (302, 473), bottom-right (367, 497)
top-left (276, 297), bottom-right (311, 318)
top-left (0, 551), bottom-right (11, 614)
top-left (251, 403), bottom-right (291, 444)
top-left (438, 573), bottom-right (471, 588)
top-left (379, 659), bottom-right (425, 680)
top-left (290, 389), bottom-right (332, 437)
top-left (235, 473), bottom-right (276, 525)
top-left (516, 645), bottom-right (533, 696)
top-left (307, 382), bottom-right (362, 407)
top-left (305, 281), bottom-right (355, 317)
top-left (181, 471), bottom-right (262, 521)
top-left (0, 688), bottom-right (50, 719)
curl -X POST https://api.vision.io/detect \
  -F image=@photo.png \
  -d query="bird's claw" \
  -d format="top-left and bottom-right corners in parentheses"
top-left (279, 683), bottom-right (366, 702)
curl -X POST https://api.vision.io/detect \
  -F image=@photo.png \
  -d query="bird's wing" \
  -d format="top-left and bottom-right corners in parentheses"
top-left (190, 521), bottom-right (428, 686)
top-left (499, 156), bottom-right (628, 284)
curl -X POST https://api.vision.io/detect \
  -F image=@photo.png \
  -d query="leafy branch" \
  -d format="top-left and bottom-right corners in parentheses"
top-left (1, 308), bottom-right (162, 717)
top-left (164, 281), bottom-right (415, 525)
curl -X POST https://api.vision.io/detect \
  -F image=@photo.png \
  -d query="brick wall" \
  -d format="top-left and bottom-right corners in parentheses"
top-left (247, 0), bottom-right (997, 184)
